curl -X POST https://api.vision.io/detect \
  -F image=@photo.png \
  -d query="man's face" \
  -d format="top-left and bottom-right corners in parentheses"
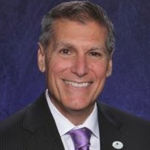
top-left (38, 19), bottom-right (112, 116)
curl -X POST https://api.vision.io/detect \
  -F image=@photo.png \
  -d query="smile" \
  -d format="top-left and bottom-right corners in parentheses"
top-left (64, 80), bottom-right (91, 88)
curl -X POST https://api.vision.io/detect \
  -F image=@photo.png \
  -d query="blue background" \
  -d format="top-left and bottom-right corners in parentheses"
top-left (0, 0), bottom-right (150, 121)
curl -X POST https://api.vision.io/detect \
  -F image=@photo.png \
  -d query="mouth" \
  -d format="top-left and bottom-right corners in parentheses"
top-left (64, 80), bottom-right (92, 88)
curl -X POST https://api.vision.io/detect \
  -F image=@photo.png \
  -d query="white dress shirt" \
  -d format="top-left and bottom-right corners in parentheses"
top-left (45, 90), bottom-right (100, 150)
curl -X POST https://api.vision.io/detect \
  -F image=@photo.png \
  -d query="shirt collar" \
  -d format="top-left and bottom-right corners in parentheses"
top-left (45, 89), bottom-right (99, 138)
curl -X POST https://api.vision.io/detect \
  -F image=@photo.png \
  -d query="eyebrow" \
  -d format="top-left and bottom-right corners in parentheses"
top-left (54, 42), bottom-right (76, 50)
top-left (89, 47), bottom-right (107, 52)
top-left (54, 41), bottom-right (107, 53)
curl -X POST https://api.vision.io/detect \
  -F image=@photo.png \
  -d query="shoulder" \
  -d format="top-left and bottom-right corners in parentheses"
top-left (98, 102), bottom-right (150, 130)
top-left (0, 93), bottom-right (47, 132)
top-left (0, 105), bottom-right (29, 149)
top-left (0, 93), bottom-right (49, 149)
top-left (98, 102), bottom-right (150, 149)
top-left (0, 106), bottom-right (28, 133)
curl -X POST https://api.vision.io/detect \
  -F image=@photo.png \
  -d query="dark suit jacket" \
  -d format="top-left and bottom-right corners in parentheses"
top-left (0, 93), bottom-right (150, 150)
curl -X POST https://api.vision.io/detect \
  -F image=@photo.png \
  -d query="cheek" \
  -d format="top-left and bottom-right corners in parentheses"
top-left (46, 59), bottom-right (69, 95)
top-left (46, 58), bottom-right (72, 79)
top-left (91, 62), bottom-right (109, 78)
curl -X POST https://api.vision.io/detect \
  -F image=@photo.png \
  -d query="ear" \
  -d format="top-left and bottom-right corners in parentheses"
top-left (106, 59), bottom-right (113, 77)
top-left (37, 43), bottom-right (46, 72)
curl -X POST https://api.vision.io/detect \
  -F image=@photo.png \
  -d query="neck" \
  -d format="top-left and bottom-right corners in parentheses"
top-left (62, 105), bottom-right (95, 125)
top-left (47, 91), bottom-right (95, 125)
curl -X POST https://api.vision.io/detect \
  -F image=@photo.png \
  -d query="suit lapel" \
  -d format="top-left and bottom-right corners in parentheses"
top-left (98, 102), bottom-right (127, 150)
top-left (22, 93), bottom-right (65, 150)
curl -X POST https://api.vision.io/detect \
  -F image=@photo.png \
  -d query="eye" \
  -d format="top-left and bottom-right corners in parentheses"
top-left (60, 49), bottom-right (71, 55)
top-left (89, 51), bottom-right (103, 58)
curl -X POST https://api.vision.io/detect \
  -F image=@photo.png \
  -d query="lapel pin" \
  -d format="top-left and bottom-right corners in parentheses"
top-left (112, 141), bottom-right (123, 149)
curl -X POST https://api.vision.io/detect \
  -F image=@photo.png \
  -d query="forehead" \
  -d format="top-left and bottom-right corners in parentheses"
top-left (52, 19), bottom-right (108, 43)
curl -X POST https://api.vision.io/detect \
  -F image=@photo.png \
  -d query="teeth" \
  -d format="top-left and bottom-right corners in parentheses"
top-left (65, 81), bottom-right (90, 87)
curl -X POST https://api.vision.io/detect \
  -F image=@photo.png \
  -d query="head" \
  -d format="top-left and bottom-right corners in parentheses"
top-left (38, 1), bottom-right (115, 123)
top-left (39, 1), bottom-right (115, 55)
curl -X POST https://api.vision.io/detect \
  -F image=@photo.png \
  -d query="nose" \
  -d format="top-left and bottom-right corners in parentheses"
top-left (71, 55), bottom-right (89, 77)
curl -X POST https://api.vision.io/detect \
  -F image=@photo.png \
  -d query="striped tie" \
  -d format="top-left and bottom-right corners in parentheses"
top-left (69, 127), bottom-right (92, 150)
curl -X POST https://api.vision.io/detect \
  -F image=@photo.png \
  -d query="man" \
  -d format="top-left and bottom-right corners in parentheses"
top-left (0, 1), bottom-right (150, 150)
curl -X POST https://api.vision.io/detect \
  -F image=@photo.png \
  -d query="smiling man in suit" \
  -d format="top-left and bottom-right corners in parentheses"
top-left (0, 1), bottom-right (150, 150)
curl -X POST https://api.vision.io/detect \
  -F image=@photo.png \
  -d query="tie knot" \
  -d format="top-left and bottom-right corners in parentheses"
top-left (69, 127), bottom-right (92, 150)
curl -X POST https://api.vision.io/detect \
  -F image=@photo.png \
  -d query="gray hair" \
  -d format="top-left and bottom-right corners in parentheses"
top-left (39, 1), bottom-right (115, 55)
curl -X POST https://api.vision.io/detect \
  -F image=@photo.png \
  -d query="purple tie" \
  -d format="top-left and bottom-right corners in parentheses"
top-left (69, 127), bottom-right (92, 150)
